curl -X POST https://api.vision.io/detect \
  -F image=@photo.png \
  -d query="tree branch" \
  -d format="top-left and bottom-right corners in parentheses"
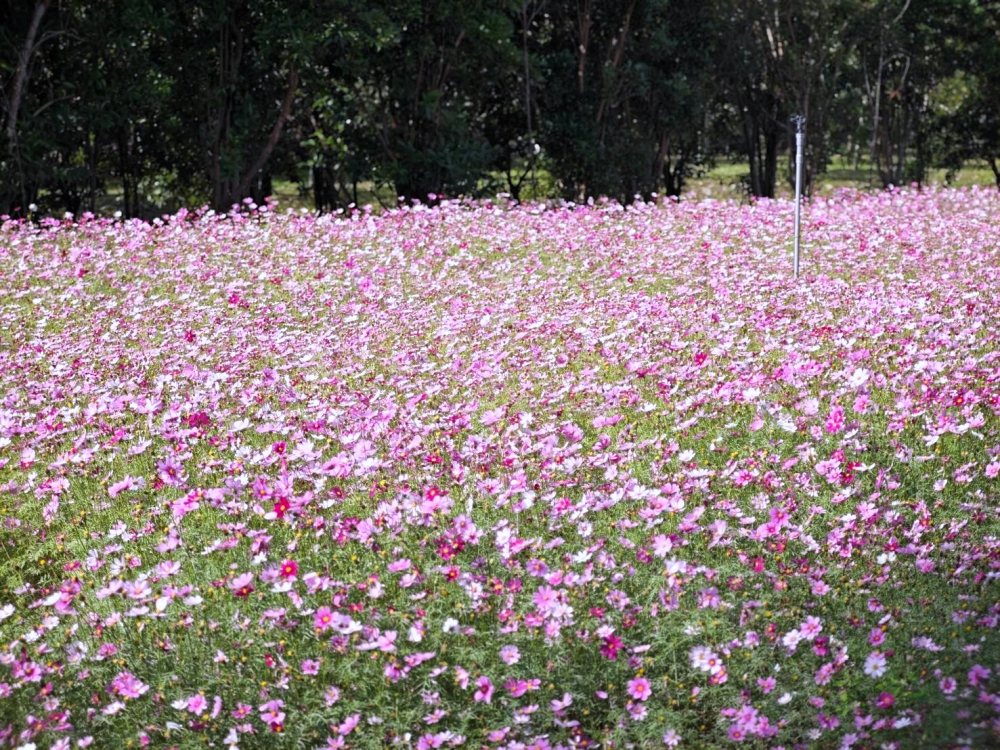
top-left (236, 65), bottom-right (298, 201)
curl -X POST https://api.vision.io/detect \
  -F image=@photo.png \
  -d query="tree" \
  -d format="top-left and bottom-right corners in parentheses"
top-left (3, 0), bottom-right (998, 215)
top-left (713, 0), bottom-right (855, 198)
top-left (847, 0), bottom-right (975, 188)
top-left (933, 0), bottom-right (1000, 190)
top-left (162, 0), bottom-right (305, 210)
top-left (538, 0), bottom-right (714, 201)
top-left (0, 0), bottom-right (57, 212)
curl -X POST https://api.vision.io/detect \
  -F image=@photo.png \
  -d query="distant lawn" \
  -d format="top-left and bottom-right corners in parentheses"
top-left (82, 159), bottom-right (999, 217)
top-left (693, 159), bottom-right (998, 200)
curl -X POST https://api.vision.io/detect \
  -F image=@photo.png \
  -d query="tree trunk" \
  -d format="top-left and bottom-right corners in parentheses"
top-left (5, 0), bottom-right (51, 151)
top-left (576, 0), bottom-right (591, 94)
top-left (234, 66), bottom-right (298, 203)
top-left (763, 127), bottom-right (778, 199)
top-left (4, 0), bottom-right (51, 211)
top-left (743, 108), bottom-right (760, 197)
top-left (210, 5), bottom-right (243, 210)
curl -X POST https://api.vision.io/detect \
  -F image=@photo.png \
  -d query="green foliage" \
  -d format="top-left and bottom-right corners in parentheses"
top-left (1, 0), bottom-right (999, 214)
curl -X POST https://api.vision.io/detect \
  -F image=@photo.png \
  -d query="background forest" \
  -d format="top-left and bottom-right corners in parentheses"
top-left (2, 0), bottom-right (999, 217)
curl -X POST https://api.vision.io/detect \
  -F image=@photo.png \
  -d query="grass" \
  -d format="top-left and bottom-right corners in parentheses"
top-left (267, 159), bottom-right (999, 211)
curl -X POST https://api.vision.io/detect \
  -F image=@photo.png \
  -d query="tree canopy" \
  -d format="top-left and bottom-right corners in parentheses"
top-left (2, 0), bottom-right (998, 216)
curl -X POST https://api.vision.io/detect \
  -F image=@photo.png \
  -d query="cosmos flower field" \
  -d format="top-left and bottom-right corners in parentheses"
top-left (1, 188), bottom-right (999, 750)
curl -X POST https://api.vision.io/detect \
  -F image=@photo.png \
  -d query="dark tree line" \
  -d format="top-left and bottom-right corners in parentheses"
top-left (2, 0), bottom-right (998, 217)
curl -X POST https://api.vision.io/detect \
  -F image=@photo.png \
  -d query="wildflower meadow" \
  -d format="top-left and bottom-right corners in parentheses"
top-left (1, 188), bottom-right (999, 750)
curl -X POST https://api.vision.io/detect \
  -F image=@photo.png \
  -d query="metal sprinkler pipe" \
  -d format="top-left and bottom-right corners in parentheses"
top-left (792, 115), bottom-right (806, 279)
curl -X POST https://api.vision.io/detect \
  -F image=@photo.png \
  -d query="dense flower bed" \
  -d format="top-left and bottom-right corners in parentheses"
top-left (0, 189), bottom-right (999, 749)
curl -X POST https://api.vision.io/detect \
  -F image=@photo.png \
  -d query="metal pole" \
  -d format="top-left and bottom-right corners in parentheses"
top-left (792, 116), bottom-right (805, 278)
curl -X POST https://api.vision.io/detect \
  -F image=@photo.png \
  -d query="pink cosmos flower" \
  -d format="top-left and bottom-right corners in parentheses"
top-left (550, 692), bottom-right (573, 712)
top-left (110, 671), bottom-right (149, 699)
top-left (228, 572), bottom-right (254, 599)
top-left (799, 616), bottom-right (823, 640)
top-left (532, 584), bottom-right (559, 613)
top-left (500, 645), bottom-right (520, 665)
top-left (734, 705), bottom-right (757, 728)
top-left (825, 405), bottom-right (845, 433)
top-left (505, 678), bottom-right (530, 697)
top-left (301, 659), bottom-right (321, 675)
top-left (259, 698), bottom-right (286, 725)
top-left (876, 692), bottom-right (895, 709)
top-left (474, 676), bottom-right (494, 703)
top-left (817, 713), bottom-right (839, 730)
top-left (377, 630), bottom-right (398, 652)
top-left (314, 605), bottom-right (334, 632)
top-left (815, 662), bottom-right (835, 686)
top-left (627, 700), bottom-right (648, 721)
top-left (627, 677), bottom-right (651, 702)
top-left (601, 634), bottom-right (623, 660)
top-left (968, 664), bottom-right (991, 687)
top-left (336, 713), bottom-right (361, 735)
top-left (279, 559), bottom-right (298, 579)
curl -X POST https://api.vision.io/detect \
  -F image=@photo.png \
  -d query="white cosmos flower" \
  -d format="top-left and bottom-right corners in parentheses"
top-left (864, 651), bottom-right (888, 678)
top-left (848, 368), bottom-right (870, 388)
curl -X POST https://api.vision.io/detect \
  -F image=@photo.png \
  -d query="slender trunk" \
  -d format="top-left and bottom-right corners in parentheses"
top-left (88, 132), bottom-right (98, 214)
top-left (896, 109), bottom-right (908, 185)
top-left (989, 158), bottom-right (1000, 193)
top-left (522, 4), bottom-right (532, 138)
top-left (118, 128), bottom-right (132, 219)
top-left (5, 0), bottom-right (51, 210)
top-left (576, 0), bottom-right (590, 94)
top-left (210, 19), bottom-right (227, 209)
top-left (870, 38), bottom-right (884, 186)
top-left (764, 127), bottom-right (778, 199)
top-left (5, 0), bottom-right (51, 150)
top-left (521, 1), bottom-right (540, 193)
top-left (211, 6), bottom-right (244, 209)
top-left (235, 66), bottom-right (298, 202)
top-left (744, 110), bottom-right (760, 197)
top-left (894, 57), bottom-right (912, 186)
top-left (595, 0), bottom-right (635, 126)
top-left (313, 165), bottom-right (324, 213)
top-left (653, 132), bottom-right (670, 185)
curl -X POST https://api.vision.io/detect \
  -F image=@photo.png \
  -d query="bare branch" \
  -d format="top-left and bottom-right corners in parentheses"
top-left (892, 0), bottom-right (912, 25)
